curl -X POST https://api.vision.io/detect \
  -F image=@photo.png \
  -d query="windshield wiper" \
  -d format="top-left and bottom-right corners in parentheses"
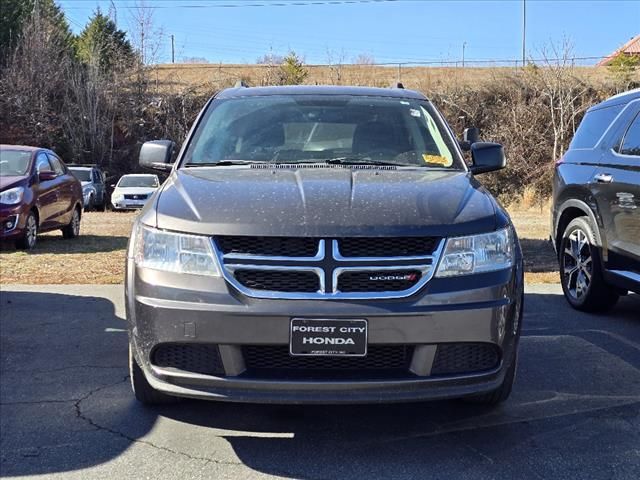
top-left (324, 156), bottom-right (418, 167)
top-left (184, 160), bottom-right (270, 167)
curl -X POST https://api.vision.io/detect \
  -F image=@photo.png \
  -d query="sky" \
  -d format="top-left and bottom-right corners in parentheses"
top-left (58, 0), bottom-right (640, 65)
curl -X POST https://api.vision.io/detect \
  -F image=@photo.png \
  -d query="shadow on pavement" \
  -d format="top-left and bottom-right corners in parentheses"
top-left (0, 288), bottom-right (638, 479)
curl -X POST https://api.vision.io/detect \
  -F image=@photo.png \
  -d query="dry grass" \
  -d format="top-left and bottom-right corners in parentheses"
top-left (0, 207), bottom-right (559, 285)
top-left (147, 63), bottom-right (610, 94)
top-left (0, 211), bottom-right (136, 284)
top-left (507, 204), bottom-right (559, 284)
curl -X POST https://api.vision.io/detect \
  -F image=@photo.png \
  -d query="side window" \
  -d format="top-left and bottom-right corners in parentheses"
top-left (47, 154), bottom-right (65, 175)
top-left (93, 170), bottom-right (102, 183)
top-left (35, 153), bottom-right (53, 173)
top-left (619, 113), bottom-right (640, 157)
top-left (570, 104), bottom-right (623, 150)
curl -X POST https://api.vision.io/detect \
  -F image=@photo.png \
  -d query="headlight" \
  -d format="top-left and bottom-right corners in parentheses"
top-left (112, 193), bottom-right (123, 202)
top-left (0, 187), bottom-right (25, 205)
top-left (133, 224), bottom-right (221, 276)
top-left (435, 227), bottom-right (514, 277)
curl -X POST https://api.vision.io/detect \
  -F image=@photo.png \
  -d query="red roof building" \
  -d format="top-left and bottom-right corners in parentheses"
top-left (598, 34), bottom-right (640, 66)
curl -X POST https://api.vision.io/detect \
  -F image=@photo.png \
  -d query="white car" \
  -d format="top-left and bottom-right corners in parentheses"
top-left (111, 174), bottom-right (160, 210)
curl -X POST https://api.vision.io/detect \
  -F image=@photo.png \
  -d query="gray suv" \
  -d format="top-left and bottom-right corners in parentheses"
top-left (126, 86), bottom-right (524, 406)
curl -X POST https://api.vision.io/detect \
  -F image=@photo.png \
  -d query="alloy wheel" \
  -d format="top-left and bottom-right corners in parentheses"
top-left (25, 214), bottom-right (37, 249)
top-left (562, 228), bottom-right (593, 300)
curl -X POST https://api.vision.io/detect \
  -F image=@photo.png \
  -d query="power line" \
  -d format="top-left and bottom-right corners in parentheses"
top-left (62, 0), bottom-right (401, 9)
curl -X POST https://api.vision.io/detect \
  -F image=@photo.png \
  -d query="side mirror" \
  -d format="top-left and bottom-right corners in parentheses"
top-left (139, 140), bottom-right (176, 171)
top-left (469, 142), bottom-right (506, 175)
top-left (38, 171), bottom-right (57, 182)
top-left (460, 127), bottom-right (480, 151)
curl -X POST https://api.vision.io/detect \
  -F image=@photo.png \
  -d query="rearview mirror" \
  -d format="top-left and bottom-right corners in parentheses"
top-left (139, 140), bottom-right (176, 171)
top-left (38, 171), bottom-right (57, 182)
top-left (469, 142), bottom-right (506, 175)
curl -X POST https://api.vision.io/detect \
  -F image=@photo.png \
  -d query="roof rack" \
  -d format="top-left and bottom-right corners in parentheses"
top-left (234, 80), bottom-right (249, 88)
top-left (390, 82), bottom-right (405, 89)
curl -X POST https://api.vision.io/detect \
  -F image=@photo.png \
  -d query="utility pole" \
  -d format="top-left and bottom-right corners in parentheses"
top-left (522, 0), bottom-right (526, 67)
top-left (462, 41), bottom-right (467, 68)
top-left (171, 34), bottom-right (175, 63)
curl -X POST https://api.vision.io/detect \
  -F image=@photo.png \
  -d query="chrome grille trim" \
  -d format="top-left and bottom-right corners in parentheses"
top-left (213, 238), bottom-right (445, 300)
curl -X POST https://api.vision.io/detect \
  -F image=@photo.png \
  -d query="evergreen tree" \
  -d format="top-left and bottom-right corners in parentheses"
top-left (280, 51), bottom-right (308, 85)
top-left (0, 0), bottom-right (73, 63)
top-left (76, 9), bottom-right (133, 71)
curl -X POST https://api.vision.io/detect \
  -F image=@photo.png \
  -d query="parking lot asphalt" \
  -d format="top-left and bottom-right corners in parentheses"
top-left (1, 284), bottom-right (639, 480)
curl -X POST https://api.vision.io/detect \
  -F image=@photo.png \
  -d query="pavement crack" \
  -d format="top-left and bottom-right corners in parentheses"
top-left (73, 376), bottom-right (241, 467)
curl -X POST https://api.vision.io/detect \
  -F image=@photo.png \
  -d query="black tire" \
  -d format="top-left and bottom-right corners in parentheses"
top-left (84, 194), bottom-right (95, 212)
top-left (129, 343), bottom-right (179, 405)
top-left (559, 217), bottom-right (618, 312)
top-left (465, 350), bottom-right (517, 406)
top-left (15, 211), bottom-right (38, 250)
top-left (62, 207), bottom-right (81, 239)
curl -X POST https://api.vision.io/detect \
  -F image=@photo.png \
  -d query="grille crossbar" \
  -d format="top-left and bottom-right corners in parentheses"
top-left (215, 237), bottom-right (444, 299)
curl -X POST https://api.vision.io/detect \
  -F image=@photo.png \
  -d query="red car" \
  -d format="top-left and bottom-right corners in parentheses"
top-left (0, 145), bottom-right (83, 250)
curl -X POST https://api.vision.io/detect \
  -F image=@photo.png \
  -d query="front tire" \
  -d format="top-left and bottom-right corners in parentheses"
top-left (62, 207), bottom-right (81, 239)
top-left (84, 194), bottom-right (95, 212)
top-left (129, 343), bottom-right (179, 405)
top-left (15, 211), bottom-right (38, 250)
top-left (559, 217), bottom-right (618, 312)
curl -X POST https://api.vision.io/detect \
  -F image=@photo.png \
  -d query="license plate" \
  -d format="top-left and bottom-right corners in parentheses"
top-left (290, 318), bottom-right (367, 356)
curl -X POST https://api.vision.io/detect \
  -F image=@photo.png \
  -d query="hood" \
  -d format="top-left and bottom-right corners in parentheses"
top-left (0, 175), bottom-right (28, 192)
top-left (154, 167), bottom-right (500, 237)
top-left (114, 186), bottom-right (157, 196)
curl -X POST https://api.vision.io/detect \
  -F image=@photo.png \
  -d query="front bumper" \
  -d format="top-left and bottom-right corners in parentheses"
top-left (126, 258), bottom-right (524, 404)
top-left (0, 205), bottom-right (27, 241)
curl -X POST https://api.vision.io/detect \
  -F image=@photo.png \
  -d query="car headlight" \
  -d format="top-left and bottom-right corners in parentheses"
top-left (133, 224), bottom-right (221, 276)
top-left (435, 227), bottom-right (514, 277)
top-left (112, 193), bottom-right (123, 202)
top-left (0, 187), bottom-right (25, 205)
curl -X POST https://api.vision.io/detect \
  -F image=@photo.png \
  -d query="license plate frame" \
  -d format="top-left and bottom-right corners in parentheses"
top-left (289, 318), bottom-right (368, 357)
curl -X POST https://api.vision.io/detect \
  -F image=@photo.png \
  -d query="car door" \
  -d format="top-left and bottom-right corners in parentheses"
top-left (593, 102), bottom-right (640, 273)
top-left (93, 168), bottom-right (105, 205)
top-left (33, 152), bottom-right (59, 227)
top-left (47, 153), bottom-right (75, 223)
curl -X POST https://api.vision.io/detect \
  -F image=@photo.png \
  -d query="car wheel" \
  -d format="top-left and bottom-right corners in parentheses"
top-left (559, 217), bottom-right (618, 312)
top-left (129, 343), bottom-right (179, 405)
top-left (62, 207), bottom-right (81, 239)
top-left (85, 194), bottom-right (94, 212)
top-left (464, 349), bottom-right (517, 406)
top-left (15, 211), bottom-right (38, 250)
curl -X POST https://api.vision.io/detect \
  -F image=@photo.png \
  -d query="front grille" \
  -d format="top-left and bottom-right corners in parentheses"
top-left (338, 237), bottom-right (440, 257)
top-left (430, 343), bottom-right (500, 376)
top-left (217, 236), bottom-right (319, 256)
top-left (338, 270), bottom-right (422, 292)
top-left (124, 194), bottom-right (148, 200)
top-left (152, 344), bottom-right (224, 375)
top-left (243, 345), bottom-right (413, 377)
top-left (218, 236), bottom-right (441, 299)
top-left (234, 269), bottom-right (320, 292)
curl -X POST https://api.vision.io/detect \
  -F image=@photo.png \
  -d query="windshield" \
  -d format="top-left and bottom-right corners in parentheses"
top-left (69, 168), bottom-right (91, 182)
top-left (182, 95), bottom-right (464, 168)
top-left (0, 150), bottom-right (32, 176)
top-left (118, 175), bottom-right (158, 188)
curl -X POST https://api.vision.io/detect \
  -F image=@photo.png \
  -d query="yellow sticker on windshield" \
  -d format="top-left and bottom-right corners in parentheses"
top-left (422, 154), bottom-right (452, 167)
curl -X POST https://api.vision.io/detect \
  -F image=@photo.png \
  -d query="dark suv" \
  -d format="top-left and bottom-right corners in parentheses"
top-left (552, 89), bottom-right (640, 311)
top-left (126, 85), bottom-right (524, 407)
